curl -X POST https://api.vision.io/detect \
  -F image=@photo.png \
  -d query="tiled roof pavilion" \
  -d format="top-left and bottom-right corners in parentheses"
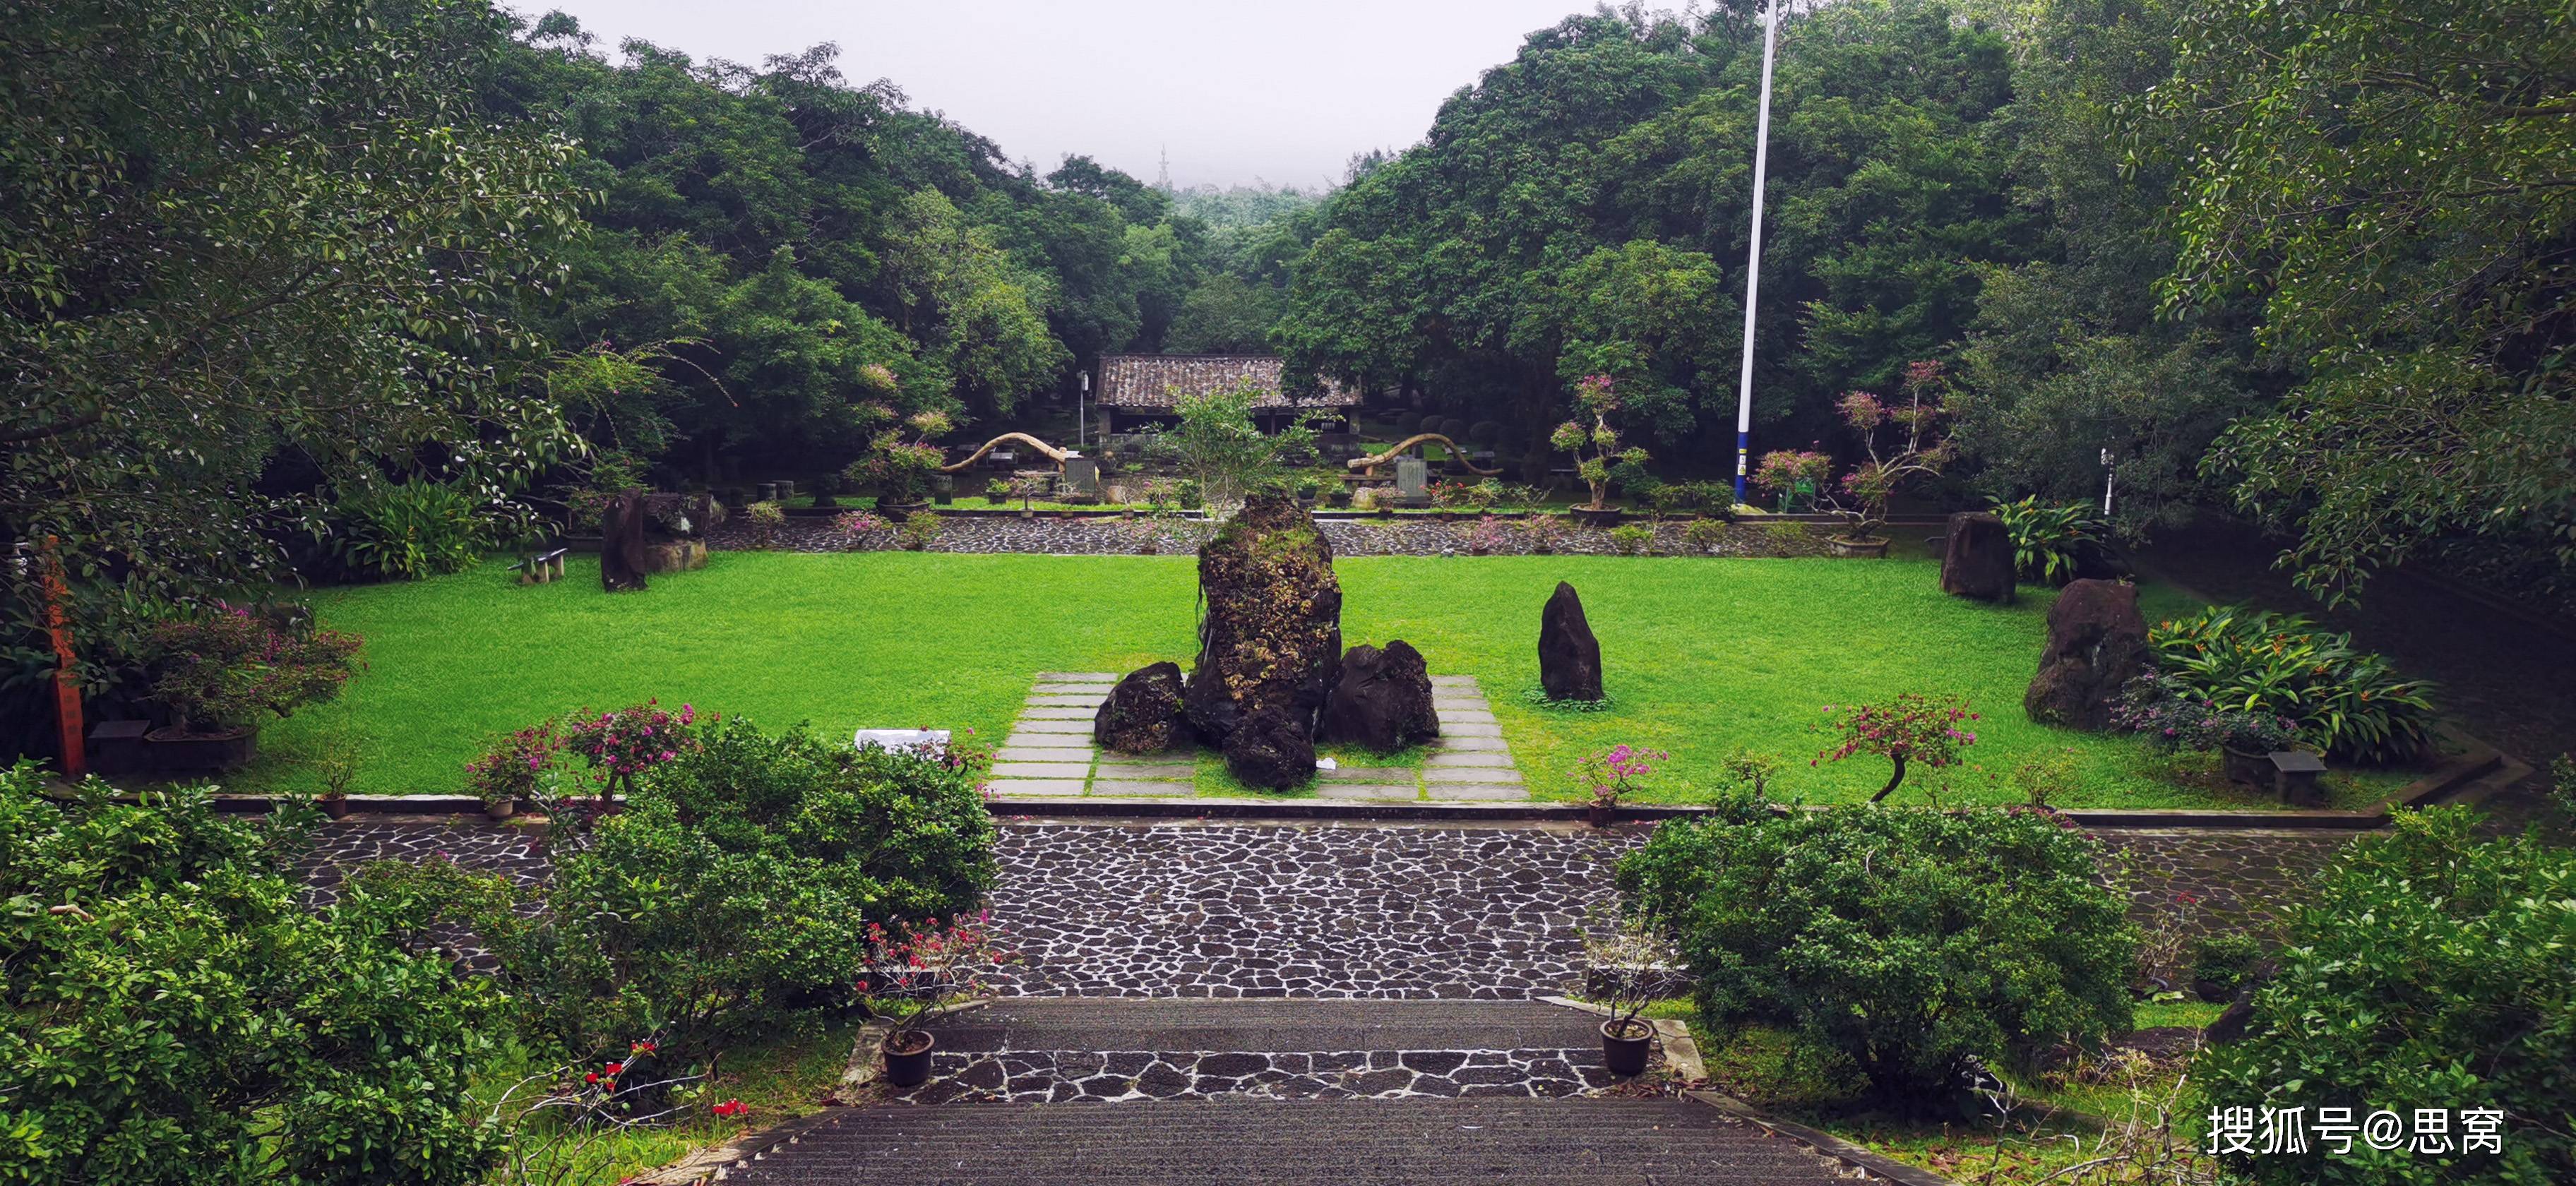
top-left (1095, 355), bottom-right (1358, 412)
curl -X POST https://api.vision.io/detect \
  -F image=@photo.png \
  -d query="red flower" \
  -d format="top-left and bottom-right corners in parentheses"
top-left (585, 1072), bottom-right (600, 1084)
top-left (604, 1061), bottom-right (625, 1075)
top-left (712, 1099), bottom-right (749, 1118)
top-left (631, 1041), bottom-right (657, 1055)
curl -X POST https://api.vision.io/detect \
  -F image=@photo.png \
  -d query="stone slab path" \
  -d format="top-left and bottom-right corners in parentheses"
top-left (986, 672), bottom-right (1530, 801)
top-left (716, 1098), bottom-right (1855, 1185)
top-left (893, 999), bottom-right (1621, 1103)
top-left (989, 823), bottom-right (1631, 999)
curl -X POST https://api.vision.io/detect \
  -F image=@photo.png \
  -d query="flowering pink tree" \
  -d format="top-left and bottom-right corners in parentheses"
top-left (1749, 449), bottom-right (1833, 510)
top-left (1812, 692), bottom-right (1979, 802)
top-left (1826, 360), bottom-right (1956, 541)
top-left (562, 699), bottom-right (705, 796)
top-left (861, 912), bottom-right (1009, 1056)
top-left (1549, 374), bottom-right (1650, 510)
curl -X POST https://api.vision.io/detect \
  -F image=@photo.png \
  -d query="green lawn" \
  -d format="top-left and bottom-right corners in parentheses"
top-left (234, 550), bottom-right (2404, 809)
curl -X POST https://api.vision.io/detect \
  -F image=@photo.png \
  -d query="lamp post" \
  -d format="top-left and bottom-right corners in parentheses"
top-left (1078, 369), bottom-right (1090, 450)
top-left (1731, 0), bottom-right (1784, 506)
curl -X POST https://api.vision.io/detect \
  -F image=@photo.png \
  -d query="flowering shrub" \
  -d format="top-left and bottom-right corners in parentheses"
top-left (1575, 743), bottom-right (1667, 825)
top-left (862, 911), bottom-right (1009, 1053)
top-left (1520, 513), bottom-right (1569, 554)
top-left (481, 1043), bottom-right (708, 1185)
top-left (1618, 805), bottom-right (2135, 1108)
top-left (2147, 606), bottom-right (2436, 764)
top-left (562, 700), bottom-right (703, 793)
top-left (464, 718), bottom-right (561, 809)
top-left (411, 716), bottom-right (998, 1064)
top-left (2113, 675), bottom-right (2303, 753)
top-left (1811, 692), bottom-right (1979, 803)
top-left (1551, 374), bottom-right (1650, 510)
top-left (1750, 450), bottom-right (1832, 509)
top-left (1464, 515), bottom-right (1513, 554)
top-left (830, 508), bottom-right (888, 550)
top-left (146, 605), bottom-right (364, 733)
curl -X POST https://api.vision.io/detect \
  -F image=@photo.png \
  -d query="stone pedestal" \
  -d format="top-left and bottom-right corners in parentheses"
top-left (1395, 457), bottom-right (1431, 507)
top-left (1184, 493), bottom-right (1342, 788)
top-left (1940, 511), bottom-right (2016, 601)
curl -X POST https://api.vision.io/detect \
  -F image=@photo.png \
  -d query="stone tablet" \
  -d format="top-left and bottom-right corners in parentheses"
top-left (853, 728), bottom-right (950, 755)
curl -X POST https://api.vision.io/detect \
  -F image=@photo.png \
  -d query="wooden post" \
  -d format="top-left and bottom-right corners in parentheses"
top-left (40, 537), bottom-right (84, 779)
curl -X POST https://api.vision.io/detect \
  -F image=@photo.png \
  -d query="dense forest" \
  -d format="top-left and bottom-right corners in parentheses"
top-left (4, 0), bottom-right (2570, 671)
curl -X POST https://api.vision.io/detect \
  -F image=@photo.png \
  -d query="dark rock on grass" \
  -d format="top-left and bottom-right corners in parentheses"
top-left (1185, 493), bottom-right (1342, 747)
top-left (2025, 578), bottom-right (2149, 730)
top-left (1317, 640), bottom-right (1440, 752)
top-left (1537, 581), bottom-right (1603, 702)
top-left (601, 488), bottom-right (649, 592)
top-left (1095, 661), bottom-right (1191, 753)
top-left (1939, 510), bottom-right (2015, 602)
top-left (1223, 705), bottom-right (1319, 791)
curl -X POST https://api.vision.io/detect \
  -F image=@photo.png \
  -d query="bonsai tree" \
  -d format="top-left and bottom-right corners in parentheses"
top-left (1811, 692), bottom-right (1979, 803)
top-left (847, 409), bottom-right (952, 508)
top-left (1749, 450), bottom-right (1832, 513)
top-left (863, 912), bottom-right (1006, 1069)
top-left (1150, 381), bottom-right (1316, 516)
top-left (1827, 361), bottom-right (1955, 541)
top-left (1549, 374), bottom-right (1647, 511)
top-left (986, 474), bottom-right (1039, 513)
top-left (147, 606), bottom-right (363, 737)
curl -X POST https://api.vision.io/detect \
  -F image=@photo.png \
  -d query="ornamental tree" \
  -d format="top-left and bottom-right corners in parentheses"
top-left (1550, 374), bottom-right (1648, 510)
top-left (1827, 361), bottom-right (1955, 541)
top-left (847, 409), bottom-right (953, 505)
top-left (1813, 692), bottom-right (1980, 803)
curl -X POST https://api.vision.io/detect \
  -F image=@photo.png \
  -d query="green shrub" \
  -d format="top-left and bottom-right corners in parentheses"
top-left (0, 764), bottom-right (496, 1185)
top-left (1682, 517), bottom-right (1731, 553)
top-left (424, 717), bottom-right (996, 1065)
top-left (1989, 495), bottom-right (2106, 585)
top-left (330, 479), bottom-right (487, 580)
top-left (145, 606), bottom-right (363, 733)
top-left (2195, 808), bottom-right (2574, 1185)
top-left (1608, 523), bottom-right (1653, 554)
top-left (2149, 606), bottom-right (2438, 765)
top-left (1617, 806), bottom-right (2137, 1108)
top-left (2188, 932), bottom-right (2264, 995)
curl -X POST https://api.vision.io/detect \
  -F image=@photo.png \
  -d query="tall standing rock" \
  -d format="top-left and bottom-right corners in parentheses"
top-left (1538, 581), bottom-right (1604, 702)
top-left (2025, 578), bottom-right (2149, 729)
top-left (601, 488), bottom-right (650, 592)
top-left (1940, 512), bottom-right (2016, 602)
top-left (1094, 661), bottom-right (1189, 753)
top-left (1184, 492), bottom-right (1342, 786)
top-left (1318, 640), bottom-right (1441, 752)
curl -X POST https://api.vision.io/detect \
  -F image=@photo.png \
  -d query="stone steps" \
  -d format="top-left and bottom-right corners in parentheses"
top-left (719, 1098), bottom-right (1854, 1184)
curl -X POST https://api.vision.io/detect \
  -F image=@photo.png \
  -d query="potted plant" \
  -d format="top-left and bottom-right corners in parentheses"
top-left (1551, 374), bottom-right (1648, 528)
top-left (847, 409), bottom-right (951, 522)
top-left (986, 474), bottom-right (1038, 517)
top-left (1820, 361), bottom-right (1957, 556)
top-left (1579, 909), bottom-right (1683, 1077)
top-left (311, 724), bottom-right (361, 819)
top-left (143, 607), bottom-right (363, 772)
top-left (862, 913), bottom-right (1005, 1089)
top-left (1575, 743), bottom-right (1666, 827)
top-left (465, 718), bottom-right (560, 821)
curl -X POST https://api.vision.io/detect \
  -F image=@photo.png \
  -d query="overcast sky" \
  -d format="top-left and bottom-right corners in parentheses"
top-left (518, 0), bottom-right (1601, 189)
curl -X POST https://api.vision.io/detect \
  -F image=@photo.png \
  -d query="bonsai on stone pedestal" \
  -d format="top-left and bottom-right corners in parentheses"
top-left (1820, 361), bottom-right (1957, 556)
top-left (1551, 374), bottom-right (1647, 529)
top-left (143, 606), bottom-right (363, 774)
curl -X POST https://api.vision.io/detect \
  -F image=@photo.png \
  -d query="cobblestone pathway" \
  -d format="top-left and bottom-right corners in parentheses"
top-left (986, 673), bottom-right (1529, 801)
top-left (2095, 828), bottom-right (2354, 938)
top-left (294, 817), bottom-right (550, 902)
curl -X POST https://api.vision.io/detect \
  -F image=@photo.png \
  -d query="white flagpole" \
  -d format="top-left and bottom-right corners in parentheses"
top-left (1733, 1), bottom-right (1782, 506)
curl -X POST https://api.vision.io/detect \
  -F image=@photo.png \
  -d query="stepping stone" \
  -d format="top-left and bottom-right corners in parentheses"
top-left (1442, 709), bottom-right (1498, 724)
top-left (1015, 719), bottom-right (1094, 734)
top-left (1090, 780), bottom-right (1196, 797)
top-left (1424, 784), bottom-right (1530, 801)
top-left (1095, 763), bottom-right (1195, 782)
top-left (1318, 766), bottom-right (1413, 784)
top-left (1003, 734), bottom-right (1090, 752)
top-left (1034, 679), bottom-right (1116, 690)
top-left (1026, 694), bottom-right (1108, 707)
top-left (1036, 672), bottom-right (1119, 681)
top-left (993, 762), bottom-right (1091, 779)
top-left (1426, 766), bottom-right (1522, 785)
top-left (1102, 751), bottom-right (1194, 766)
top-left (1445, 722), bottom-right (1503, 738)
top-left (1428, 736), bottom-right (1508, 753)
top-left (1020, 706), bottom-right (1097, 719)
top-left (1429, 675), bottom-right (1478, 687)
top-left (984, 779), bottom-right (1086, 797)
top-left (1426, 750), bottom-right (1516, 768)
top-left (995, 746), bottom-right (1095, 764)
top-left (1318, 784), bottom-right (1421, 801)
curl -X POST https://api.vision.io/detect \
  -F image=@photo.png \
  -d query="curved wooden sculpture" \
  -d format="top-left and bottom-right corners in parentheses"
top-left (939, 432), bottom-right (1072, 473)
top-left (1344, 433), bottom-right (1503, 477)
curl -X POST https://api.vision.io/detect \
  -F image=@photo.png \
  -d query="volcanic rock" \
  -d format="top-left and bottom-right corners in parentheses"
top-left (2024, 578), bottom-right (2149, 730)
top-left (1537, 581), bottom-right (1603, 702)
top-left (1939, 511), bottom-right (2016, 602)
top-left (1094, 661), bottom-right (1191, 753)
top-left (1316, 640), bottom-right (1440, 752)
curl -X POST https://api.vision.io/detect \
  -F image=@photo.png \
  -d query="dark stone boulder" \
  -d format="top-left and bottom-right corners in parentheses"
top-left (1538, 581), bottom-right (1603, 702)
top-left (1317, 640), bottom-right (1441, 752)
top-left (1183, 492), bottom-right (1342, 749)
top-left (1939, 511), bottom-right (2016, 602)
top-left (601, 488), bottom-right (649, 592)
top-left (1223, 705), bottom-right (1318, 790)
top-left (1094, 661), bottom-right (1190, 753)
top-left (2024, 578), bottom-right (2149, 730)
